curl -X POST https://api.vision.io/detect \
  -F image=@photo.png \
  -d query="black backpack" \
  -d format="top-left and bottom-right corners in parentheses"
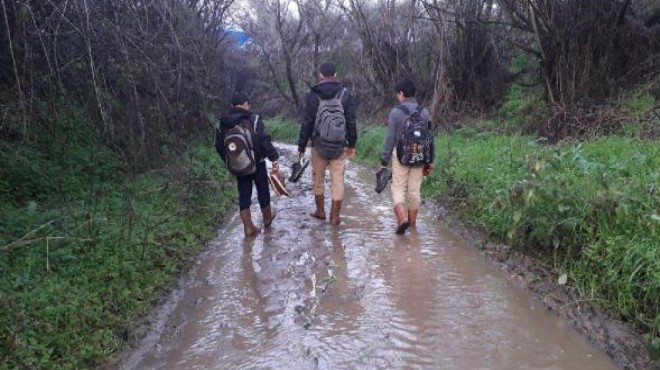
top-left (395, 105), bottom-right (433, 165)
top-left (222, 115), bottom-right (259, 176)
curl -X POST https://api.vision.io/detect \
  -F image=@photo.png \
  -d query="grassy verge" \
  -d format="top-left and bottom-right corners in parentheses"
top-left (265, 117), bottom-right (301, 143)
top-left (1, 133), bottom-right (234, 368)
top-left (265, 117), bottom-right (659, 341)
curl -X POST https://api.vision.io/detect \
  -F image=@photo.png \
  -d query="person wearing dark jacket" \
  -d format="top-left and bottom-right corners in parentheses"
top-left (298, 62), bottom-right (357, 226)
top-left (216, 93), bottom-right (280, 237)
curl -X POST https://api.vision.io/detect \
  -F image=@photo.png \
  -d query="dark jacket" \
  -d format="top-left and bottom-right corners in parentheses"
top-left (215, 107), bottom-right (279, 163)
top-left (298, 78), bottom-right (357, 153)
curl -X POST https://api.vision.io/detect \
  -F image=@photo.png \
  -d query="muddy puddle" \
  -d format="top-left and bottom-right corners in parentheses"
top-left (118, 145), bottom-right (619, 370)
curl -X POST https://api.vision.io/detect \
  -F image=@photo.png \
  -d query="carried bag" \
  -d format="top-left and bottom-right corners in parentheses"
top-left (314, 88), bottom-right (347, 159)
top-left (395, 105), bottom-right (433, 165)
top-left (223, 115), bottom-right (259, 176)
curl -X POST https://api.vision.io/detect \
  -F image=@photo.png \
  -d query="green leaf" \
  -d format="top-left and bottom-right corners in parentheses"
top-left (558, 273), bottom-right (568, 286)
top-left (513, 211), bottom-right (522, 223)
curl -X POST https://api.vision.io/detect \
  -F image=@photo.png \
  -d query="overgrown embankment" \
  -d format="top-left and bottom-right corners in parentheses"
top-left (0, 111), bottom-right (234, 369)
top-left (265, 117), bottom-right (660, 349)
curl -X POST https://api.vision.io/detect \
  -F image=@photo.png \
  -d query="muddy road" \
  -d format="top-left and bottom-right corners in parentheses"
top-left (119, 146), bottom-right (618, 370)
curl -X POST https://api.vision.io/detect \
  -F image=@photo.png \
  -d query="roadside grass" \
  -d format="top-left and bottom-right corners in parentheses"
top-left (264, 116), bottom-right (659, 339)
top-left (0, 126), bottom-right (234, 369)
top-left (265, 117), bottom-right (300, 143)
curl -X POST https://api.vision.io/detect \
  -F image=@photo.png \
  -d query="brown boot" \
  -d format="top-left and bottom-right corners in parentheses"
top-left (310, 194), bottom-right (326, 220)
top-left (239, 209), bottom-right (260, 237)
top-left (262, 205), bottom-right (276, 228)
top-left (394, 203), bottom-right (409, 234)
top-left (329, 200), bottom-right (342, 226)
top-left (408, 209), bottom-right (419, 228)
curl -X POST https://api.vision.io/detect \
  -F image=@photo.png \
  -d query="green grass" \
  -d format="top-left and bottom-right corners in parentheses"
top-left (1, 110), bottom-right (235, 369)
top-left (264, 117), bottom-right (300, 143)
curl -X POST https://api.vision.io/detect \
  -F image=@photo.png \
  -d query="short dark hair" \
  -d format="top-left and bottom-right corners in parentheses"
top-left (394, 79), bottom-right (416, 98)
top-left (319, 62), bottom-right (336, 77)
top-left (230, 92), bottom-right (249, 107)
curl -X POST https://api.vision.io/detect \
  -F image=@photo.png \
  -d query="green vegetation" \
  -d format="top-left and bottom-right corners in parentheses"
top-left (499, 54), bottom-right (547, 133)
top-left (264, 116), bottom-right (659, 339)
top-left (265, 117), bottom-right (301, 142)
top-left (427, 133), bottom-right (659, 336)
top-left (0, 107), bottom-right (234, 369)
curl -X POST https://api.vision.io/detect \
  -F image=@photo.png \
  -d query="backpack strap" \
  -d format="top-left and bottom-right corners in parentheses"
top-left (252, 114), bottom-right (260, 132)
top-left (336, 88), bottom-right (346, 101)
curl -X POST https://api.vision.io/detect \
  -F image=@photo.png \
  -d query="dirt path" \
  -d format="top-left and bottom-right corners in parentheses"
top-left (117, 146), bottom-right (622, 370)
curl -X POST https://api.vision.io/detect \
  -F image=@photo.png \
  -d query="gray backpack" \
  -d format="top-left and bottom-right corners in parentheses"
top-left (223, 115), bottom-right (258, 176)
top-left (313, 88), bottom-right (347, 159)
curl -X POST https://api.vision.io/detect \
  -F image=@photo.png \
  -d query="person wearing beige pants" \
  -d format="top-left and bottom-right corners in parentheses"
top-left (391, 148), bottom-right (424, 213)
top-left (380, 79), bottom-right (435, 234)
top-left (297, 62), bottom-right (357, 225)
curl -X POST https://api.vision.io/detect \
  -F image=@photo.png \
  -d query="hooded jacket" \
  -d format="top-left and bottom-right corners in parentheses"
top-left (298, 78), bottom-right (357, 153)
top-left (215, 107), bottom-right (279, 163)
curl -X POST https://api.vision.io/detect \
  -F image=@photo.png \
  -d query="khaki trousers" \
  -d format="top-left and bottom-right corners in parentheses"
top-left (312, 148), bottom-right (346, 201)
top-left (391, 149), bottom-right (424, 210)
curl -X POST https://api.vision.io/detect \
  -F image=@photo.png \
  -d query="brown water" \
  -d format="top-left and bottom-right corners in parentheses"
top-left (119, 147), bottom-right (618, 370)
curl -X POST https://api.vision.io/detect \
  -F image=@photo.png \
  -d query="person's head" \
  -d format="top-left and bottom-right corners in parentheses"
top-left (319, 62), bottom-right (336, 79)
top-left (394, 79), bottom-right (416, 102)
top-left (230, 92), bottom-right (250, 110)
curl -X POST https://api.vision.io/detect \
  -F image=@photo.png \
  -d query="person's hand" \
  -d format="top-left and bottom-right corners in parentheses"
top-left (423, 162), bottom-right (435, 176)
top-left (298, 150), bottom-right (305, 158)
top-left (345, 147), bottom-right (355, 158)
top-left (272, 161), bottom-right (280, 176)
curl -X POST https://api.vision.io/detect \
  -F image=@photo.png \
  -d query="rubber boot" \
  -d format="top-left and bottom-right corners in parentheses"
top-left (310, 194), bottom-right (326, 220)
top-left (262, 205), bottom-right (276, 228)
top-left (394, 203), bottom-right (409, 235)
top-left (329, 200), bottom-right (342, 226)
top-left (240, 209), bottom-right (260, 237)
top-left (408, 209), bottom-right (419, 228)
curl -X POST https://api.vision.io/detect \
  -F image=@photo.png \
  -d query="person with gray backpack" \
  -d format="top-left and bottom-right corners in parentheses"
top-left (298, 62), bottom-right (357, 225)
top-left (379, 79), bottom-right (435, 234)
top-left (216, 93), bottom-right (280, 237)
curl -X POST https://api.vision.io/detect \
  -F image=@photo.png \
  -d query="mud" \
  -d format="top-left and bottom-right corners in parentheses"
top-left (110, 145), bottom-right (655, 370)
top-left (430, 202), bottom-right (659, 370)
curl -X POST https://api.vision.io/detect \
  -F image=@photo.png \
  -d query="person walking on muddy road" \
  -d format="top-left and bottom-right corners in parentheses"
top-left (216, 92), bottom-right (280, 237)
top-left (379, 79), bottom-right (435, 234)
top-left (298, 62), bottom-right (357, 226)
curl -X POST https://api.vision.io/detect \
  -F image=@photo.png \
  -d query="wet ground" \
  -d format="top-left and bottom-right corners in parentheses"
top-left (118, 146), bottom-right (621, 370)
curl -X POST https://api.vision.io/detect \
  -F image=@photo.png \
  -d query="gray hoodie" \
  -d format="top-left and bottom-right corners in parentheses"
top-left (380, 98), bottom-right (433, 167)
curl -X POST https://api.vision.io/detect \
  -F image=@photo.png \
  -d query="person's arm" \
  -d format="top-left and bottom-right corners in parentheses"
top-left (424, 108), bottom-right (435, 163)
top-left (214, 121), bottom-right (226, 162)
top-left (254, 114), bottom-right (279, 162)
top-left (344, 89), bottom-right (357, 149)
top-left (298, 91), bottom-right (317, 156)
top-left (380, 108), bottom-right (400, 167)
top-left (342, 89), bottom-right (357, 158)
top-left (254, 114), bottom-right (280, 174)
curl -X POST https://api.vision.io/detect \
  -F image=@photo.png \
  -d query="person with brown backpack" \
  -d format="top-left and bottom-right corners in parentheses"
top-left (379, 79), bottom-right (435, 234)
top-left (298, 62), bottom-right (357, 225)
top-left (215, 93), bottom-right (280, 237)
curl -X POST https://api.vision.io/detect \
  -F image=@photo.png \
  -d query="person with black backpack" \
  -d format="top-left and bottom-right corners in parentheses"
top-left (215, 93), bottom-right (280, 237)
top-left (298, 62), bottom-right (357, 226)
top-left (379, 79), bottom-right (435, 235)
